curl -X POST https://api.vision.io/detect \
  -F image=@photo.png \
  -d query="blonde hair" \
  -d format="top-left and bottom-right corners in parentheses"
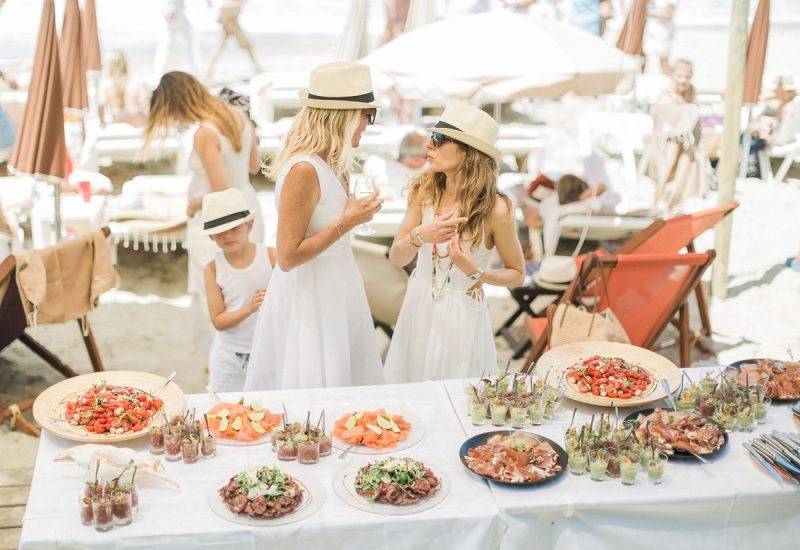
top-left (103, 50), bottom-right (128, 107)
top-left (266, 107), bottom-right (360, 180)
top-left (409, 144), bottom-right (505, 248)
top-left (143, 71), bottom-right (243, 154)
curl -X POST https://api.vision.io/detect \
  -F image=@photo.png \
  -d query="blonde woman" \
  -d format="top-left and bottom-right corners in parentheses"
top-left (244, 62), bottom-right (384, 390)
top-left (384, 103), bottom-right (525, 383)
top-left (143, 71), bottom-right (263, 353)
top-left (97, 50), bottom-right (149, 126)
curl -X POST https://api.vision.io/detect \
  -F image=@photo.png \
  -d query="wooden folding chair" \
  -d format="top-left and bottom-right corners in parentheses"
top-left (0, 228), bottom-right (110, 435)
top-left (525, 250), bottom-right (716, 368)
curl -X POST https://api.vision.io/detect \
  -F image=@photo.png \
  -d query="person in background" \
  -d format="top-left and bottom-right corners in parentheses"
top-left (143, 71), bottom-right (263, 357)
top-left (643, 0), bottom-right (678, 75)
top-left (153, 0), bottom-right (202, 80)
top-left (384, 102), bottom-right (525, 383)
top-left (206, 0), bottom-right (262, 80)
top-left (381, 0), bottom-right (411, 46)
top-left (362, 130), bottom-right (428, 200)
top-left (569, 0), bottom-right (602, 35)
top-left (98, 51), bottom-right (150, 127)
top-left (748, 74), bottom-right (800, 177)
top-left (0, 69), bottom-right (18, 152)
top-left (202, 188), bottom-right (276, 393)
top-left (648, 58), bottom-right (704, 211)
top-left (244, 62), bottom-right (384, 391)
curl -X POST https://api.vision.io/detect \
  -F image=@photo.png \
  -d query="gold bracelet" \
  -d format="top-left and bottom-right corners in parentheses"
top-left (333, 224), bottom-right (343, 240)
top-left (413, 227), bottom-right (425, 246)
top-left (408, 232), bottom-right (421, 248)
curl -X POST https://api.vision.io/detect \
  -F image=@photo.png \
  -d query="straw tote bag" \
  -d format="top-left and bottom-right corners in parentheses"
top-left (549, 267), bottom-right (630, 348)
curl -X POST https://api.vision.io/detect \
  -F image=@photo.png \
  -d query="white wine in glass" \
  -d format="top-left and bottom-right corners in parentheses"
top-left (353, 176), bottom-right (376, 237)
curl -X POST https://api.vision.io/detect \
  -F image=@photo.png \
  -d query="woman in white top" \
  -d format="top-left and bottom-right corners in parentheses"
top-left (143, 71), bottom-right (263, 353)
top-left (644, 0), bottom-right (678, 75)
top-left (244, 62), bottom-right (384, 390)
top-left (384, 103), bottom-right (525, 383)
top-left (202, 189), bottom-right (276, 392)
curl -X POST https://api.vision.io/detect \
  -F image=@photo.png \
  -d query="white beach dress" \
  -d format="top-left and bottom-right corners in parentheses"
top-left (244, 154), bottom-right (383, 390)
top-left (384, 208), bottom-right (497, 383)
top-left (184, 117), bottom-right (263, 351)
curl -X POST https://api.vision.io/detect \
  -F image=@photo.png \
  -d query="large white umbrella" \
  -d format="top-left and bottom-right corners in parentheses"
top-left (362, 11), bottom-right (641, 102)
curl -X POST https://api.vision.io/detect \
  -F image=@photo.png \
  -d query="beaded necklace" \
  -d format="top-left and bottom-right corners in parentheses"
top-left (430, 201), bottom-right (454, 301)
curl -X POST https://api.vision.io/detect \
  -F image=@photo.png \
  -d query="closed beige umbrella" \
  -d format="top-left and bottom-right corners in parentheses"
top-left (82, 0), bottom-right (102, 73)
top-left (7, 0), bottom-right (67, 239)
top-left (743, 0), bottom-right (770, 105)
top-left (615, 0), bottom-right (646, 57)
top-left (61, 0), bottom-right (88, 112)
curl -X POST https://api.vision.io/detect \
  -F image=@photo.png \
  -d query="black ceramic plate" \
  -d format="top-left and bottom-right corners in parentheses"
top-left (459, 430), bottom-right (567, 486)
top-left (624, 408), bottom-right (728, 461)
top-left (727, 359), bottom-right (800, 402)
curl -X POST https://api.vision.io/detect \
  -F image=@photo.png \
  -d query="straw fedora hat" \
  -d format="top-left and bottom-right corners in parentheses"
top-left (298, 61), bottom-right (382, 110)
top-left (533, 255), bottom-right (577, 291)
top-left (200, 188), bottom-right (255, 235)
top-left (429, 102), bottom-right (501, 161)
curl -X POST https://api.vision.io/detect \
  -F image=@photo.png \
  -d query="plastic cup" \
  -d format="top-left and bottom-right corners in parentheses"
top-left (470, 398), bottom-right (488, 426)
top-left (754, 396), bottom-right (771, 424)
top-left (620, 454), bottom-right (640, 485)
top-left (646, 452), bottom-right (668, 485)
top-left (490, 399), bottom-right (508, 427)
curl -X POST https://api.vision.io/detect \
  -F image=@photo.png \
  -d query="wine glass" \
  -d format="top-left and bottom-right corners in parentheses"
top-left (353, 176), bottom-right (376, 237)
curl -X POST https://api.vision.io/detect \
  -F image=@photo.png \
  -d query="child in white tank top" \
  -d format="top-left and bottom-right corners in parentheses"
top-left (201, 189), bottom-right (276, 392)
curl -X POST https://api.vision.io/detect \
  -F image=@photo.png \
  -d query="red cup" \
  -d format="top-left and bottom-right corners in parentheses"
top-left (78, 181), bottom-right (91, 202)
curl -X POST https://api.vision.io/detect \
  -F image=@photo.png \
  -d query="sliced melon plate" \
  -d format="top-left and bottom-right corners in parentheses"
top-left (248, 411), bottom-right (266, 422)
top-left (231, 417), bottom-right (243, 431)
top-left (344, 415), bottom-right (358, 429)
top-left (252, 420), bottom-right (266, 434)
top-left (219, 417), bottom-right (229, 431)
top-left (366, 424), bottom-right (382, 435)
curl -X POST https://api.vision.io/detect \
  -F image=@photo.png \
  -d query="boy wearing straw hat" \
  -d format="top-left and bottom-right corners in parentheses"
top-left (202, 188), bottom-right (276, 392)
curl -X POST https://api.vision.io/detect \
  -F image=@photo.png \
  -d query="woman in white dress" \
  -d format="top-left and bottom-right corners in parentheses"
top-left (143, 71), bottom-right (263, 353)
top-left (384, 103), bottom-right (525, 383)
top-left (244, 62), bottom-right (384, 390)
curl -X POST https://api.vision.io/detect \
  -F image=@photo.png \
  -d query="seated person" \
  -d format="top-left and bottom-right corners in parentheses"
top-left (748, 73), bottom-right (800, 176)
top-left (362, 130), bottom-right (427, 200)
top-left (98, 50), bottom-right (150, 127)
top-left (521, 152), bottom-right (620, 230)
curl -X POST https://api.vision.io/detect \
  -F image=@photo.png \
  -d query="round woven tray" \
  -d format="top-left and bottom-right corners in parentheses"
top-left (534, 342), bottom-right (681, 408)
top-left (33, 370), bottom-right (185, 443)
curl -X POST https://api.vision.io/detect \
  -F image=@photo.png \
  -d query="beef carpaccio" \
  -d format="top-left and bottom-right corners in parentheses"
top-left (464, 433), bottom-right (562, 483)
top-left (736, 359), bottom-right (800, 400)
top-left (633, 409), bottom-right (725, 456)
top-left (354, 458), bottom-right (441, 505)
top-left (218, 467), bottom-right (303, 519)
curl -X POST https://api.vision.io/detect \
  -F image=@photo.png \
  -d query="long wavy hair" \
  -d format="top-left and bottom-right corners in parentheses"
top-left (142, 71), bottom-right (243, 154)
top-left (265, 107), bottom-right (360, 180)
top-left (409, 143), bottom-right (507, 248)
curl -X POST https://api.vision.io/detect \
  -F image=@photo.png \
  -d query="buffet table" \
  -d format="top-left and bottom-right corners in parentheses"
top-left (19, 381), bottom-right (503, 550)
top-left (20, 368), bottom-right (800, 550)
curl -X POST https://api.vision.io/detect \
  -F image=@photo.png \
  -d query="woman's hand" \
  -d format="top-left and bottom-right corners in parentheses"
top-left (338, 190), bottom-right (383, 229)
top-left (448, 234), bottom-right (479, 277)
top-left (419, 211), bottom-right (468, 243)
top-left (186, 197), bottom-right (203, 218)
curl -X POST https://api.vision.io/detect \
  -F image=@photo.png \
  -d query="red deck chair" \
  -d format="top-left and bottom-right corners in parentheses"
top-left (524, 250), bottom-right (716, 368)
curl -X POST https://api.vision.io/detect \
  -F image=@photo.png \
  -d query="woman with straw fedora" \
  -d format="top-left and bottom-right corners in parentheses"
top-left (244, 62), bottom-right (384, 390)
top-left (384, 102), bottom-right (525, 382)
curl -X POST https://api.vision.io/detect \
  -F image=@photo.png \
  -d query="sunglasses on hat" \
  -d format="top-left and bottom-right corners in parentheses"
top-left (430, 131), bottom-right (456, 148)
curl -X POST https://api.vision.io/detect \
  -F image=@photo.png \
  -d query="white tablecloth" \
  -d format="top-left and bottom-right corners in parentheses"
top-left (20, 382), bottom-right (502, 550)
top-left (443, 366), bottom-right (800, 549)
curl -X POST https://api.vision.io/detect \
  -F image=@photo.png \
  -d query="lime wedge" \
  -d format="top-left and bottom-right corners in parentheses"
top-left (248, 411), bottom-right (265, 422)
top-left (366, 424), bottom-right (382, 435)
top-left (252, 420), bottom-right (266, 434)
top-left (231, 417), bottom-right (242, 431)
top-left (219, 417), bottom-right (229, 431)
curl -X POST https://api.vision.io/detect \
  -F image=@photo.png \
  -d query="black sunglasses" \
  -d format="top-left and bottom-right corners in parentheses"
top-left (362, 109), bottom-right (376, 125)
top-left (430, 131), bottom-right (456, 148)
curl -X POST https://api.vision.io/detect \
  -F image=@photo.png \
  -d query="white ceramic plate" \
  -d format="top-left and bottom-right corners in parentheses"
top-left (333, 457), bottom-right (449, 515)
top-left (207, 467), bottom-right (325, 527)
top-left (330, 411), bottom-right (425, 455)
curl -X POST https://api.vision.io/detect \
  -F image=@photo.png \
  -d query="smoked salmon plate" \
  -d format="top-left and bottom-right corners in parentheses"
top-left (206, 402), bottom-right (283, 443)
top-left (332, 409), bottom-right (413, 450)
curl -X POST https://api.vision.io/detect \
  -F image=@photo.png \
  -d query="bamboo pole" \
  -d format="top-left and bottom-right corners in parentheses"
top-left (711, 0), bottom-right (750, 299)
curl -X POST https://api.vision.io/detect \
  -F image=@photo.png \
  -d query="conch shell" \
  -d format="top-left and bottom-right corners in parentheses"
top-left (54, 444), bottom-right (179, 488)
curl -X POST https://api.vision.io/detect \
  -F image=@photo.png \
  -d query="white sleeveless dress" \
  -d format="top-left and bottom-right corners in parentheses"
top-left (384, 207), bottom-right (497, 382)
top-left (244, 154), bottom-right (383, 390)
top-left (184, 116), bottom-right (263, 351)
